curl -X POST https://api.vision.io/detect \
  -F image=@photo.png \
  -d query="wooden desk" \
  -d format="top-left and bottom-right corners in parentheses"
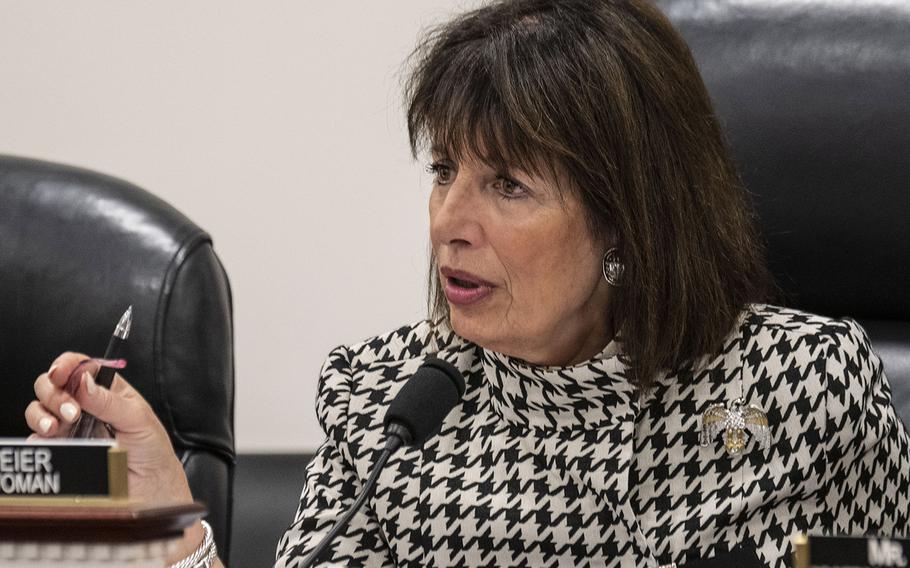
top-left (0, 501), bottom-right (205, 567)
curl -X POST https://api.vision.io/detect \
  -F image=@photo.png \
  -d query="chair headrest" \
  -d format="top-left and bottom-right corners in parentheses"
top-left (660, 0), bottom-right (910, 320)
top-left (0, 155), bottom-right (233, 460)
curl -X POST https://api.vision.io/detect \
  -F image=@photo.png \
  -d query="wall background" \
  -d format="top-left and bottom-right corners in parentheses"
top-left (0, 0), bottom-right (480, 453)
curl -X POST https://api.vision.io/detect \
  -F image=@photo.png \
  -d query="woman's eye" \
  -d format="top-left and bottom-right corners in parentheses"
top-left (427, 162), bottom-right (455, 185)
top-left (494, 177), bottom-right (529, 199)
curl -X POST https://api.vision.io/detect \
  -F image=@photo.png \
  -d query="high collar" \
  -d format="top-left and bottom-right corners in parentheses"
top-left (479, 339), bottom-right (640, 430)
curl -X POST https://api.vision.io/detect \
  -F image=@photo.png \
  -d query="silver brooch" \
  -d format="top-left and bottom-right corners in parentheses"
top-left (700, 398), bottom-right (770, 455)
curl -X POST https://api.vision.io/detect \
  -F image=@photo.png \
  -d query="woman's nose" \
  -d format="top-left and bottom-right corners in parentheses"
top-left (429, 175), bottom-right (484, 248)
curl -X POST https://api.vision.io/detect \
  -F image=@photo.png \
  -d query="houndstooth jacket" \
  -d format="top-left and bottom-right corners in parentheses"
top-left (275, 304), bottom-right (910, 567)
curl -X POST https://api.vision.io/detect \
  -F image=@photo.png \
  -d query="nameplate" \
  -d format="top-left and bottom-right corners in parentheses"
top-left (793, 534), bottom-right (910, 567)
top-left (0, 439), bottom-right (127, 500)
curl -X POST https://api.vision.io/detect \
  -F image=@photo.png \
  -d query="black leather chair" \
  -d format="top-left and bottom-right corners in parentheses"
top-left (232, 453), bottom-right (311, 567)
top-left (658, 0), bottom-right (910, 425)
top-left (0, 155), bottom-right (235, 562)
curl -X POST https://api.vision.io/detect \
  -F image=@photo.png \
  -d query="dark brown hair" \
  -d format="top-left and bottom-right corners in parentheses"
top-left (406, 0), bottom-right (774, 387)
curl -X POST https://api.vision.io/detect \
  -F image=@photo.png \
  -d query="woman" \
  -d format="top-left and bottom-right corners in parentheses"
top-left (24, 0), bottom-right (910, 566)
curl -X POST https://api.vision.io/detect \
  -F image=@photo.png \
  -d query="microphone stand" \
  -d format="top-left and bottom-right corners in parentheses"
top-left (299, 426), bottom-right (410, 568)
top-left (299, 356), bottom-right (463, 567)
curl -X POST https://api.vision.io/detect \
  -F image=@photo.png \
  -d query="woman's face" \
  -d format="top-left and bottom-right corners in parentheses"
top-left (429, 155), bottom-right (614, 366)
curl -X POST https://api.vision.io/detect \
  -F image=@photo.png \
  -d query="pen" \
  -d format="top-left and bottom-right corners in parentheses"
top-left (70, 306), bottom-right (132, 438)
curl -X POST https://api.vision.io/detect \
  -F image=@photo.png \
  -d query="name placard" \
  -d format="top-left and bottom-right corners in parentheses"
top-left (793, 534), bottom-right (910, 568)
top-left (0, 439), bottom-right (127, 500)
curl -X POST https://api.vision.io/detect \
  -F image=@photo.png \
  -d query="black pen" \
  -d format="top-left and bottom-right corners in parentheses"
top-left (70, 306), bottom-right (132, 438)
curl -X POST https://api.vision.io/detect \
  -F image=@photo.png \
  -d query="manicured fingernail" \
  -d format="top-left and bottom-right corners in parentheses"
top-left (39, 417), bottom-right (53, 434)
top-left (84, 371), bottom-right (97, 395)
top-left (60, 402), bottom-right (78, 422)
top-left (48, 364), bottom-right (59, 379)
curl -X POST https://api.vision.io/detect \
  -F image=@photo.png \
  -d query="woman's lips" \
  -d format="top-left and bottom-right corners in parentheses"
top-left (440, 267), bottom-right (495, 306)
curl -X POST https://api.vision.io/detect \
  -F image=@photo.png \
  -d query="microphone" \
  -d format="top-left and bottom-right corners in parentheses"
top-left (300, 357), bottom-right (465, 567)
top-left (382, 357), bottom-right (466, 448)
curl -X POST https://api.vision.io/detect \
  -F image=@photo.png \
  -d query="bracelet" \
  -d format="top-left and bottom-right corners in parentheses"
top-left (167, 520), bottom-right (217, 568)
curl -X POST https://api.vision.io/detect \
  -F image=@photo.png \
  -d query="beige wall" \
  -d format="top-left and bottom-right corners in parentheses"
top-left (0, 1), bottom-right (480, 452)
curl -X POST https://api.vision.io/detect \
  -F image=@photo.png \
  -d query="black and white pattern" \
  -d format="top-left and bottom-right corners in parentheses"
top-left (275, 305), bottom-right (910, 567)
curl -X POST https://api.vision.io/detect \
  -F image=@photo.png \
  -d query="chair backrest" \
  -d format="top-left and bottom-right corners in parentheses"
top-left (0, 155), bottom-right (235, 561)
top-left (658, 0), bottom-right (910, 423)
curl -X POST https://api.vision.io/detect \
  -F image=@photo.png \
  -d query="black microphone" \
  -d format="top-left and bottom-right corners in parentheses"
top-left (300, 357), bottom-right (465, 567)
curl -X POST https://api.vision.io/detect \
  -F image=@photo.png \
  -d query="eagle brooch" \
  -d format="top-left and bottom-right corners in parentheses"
top-left (699, 398), bottom-right (771, 455)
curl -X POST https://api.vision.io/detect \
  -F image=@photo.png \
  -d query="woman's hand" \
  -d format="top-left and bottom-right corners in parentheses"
top-left (23, 352), bottom-right (210, 564)
top-left (24, 351), bottom-right (191, 504)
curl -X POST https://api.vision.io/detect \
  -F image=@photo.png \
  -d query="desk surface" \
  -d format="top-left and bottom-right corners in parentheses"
top-left (0, 501), bottom-right (205, 543)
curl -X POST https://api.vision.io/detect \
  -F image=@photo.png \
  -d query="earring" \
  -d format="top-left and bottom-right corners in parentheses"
top-left (602, 248), bottom-right (624, 286)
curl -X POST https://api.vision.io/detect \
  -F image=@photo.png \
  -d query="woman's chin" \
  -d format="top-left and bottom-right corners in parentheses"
top-left (448, 312), bottom-right (488, 346)
top-left (448, 311), bottom-right (511, 354)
